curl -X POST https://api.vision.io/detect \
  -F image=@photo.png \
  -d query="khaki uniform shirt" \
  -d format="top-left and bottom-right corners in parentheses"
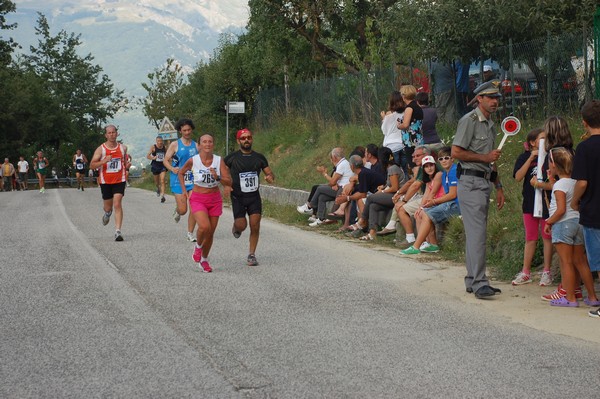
top-left (452, 107), bottom-right (497, 173)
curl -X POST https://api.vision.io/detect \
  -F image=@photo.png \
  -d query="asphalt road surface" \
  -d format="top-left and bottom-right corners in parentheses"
top-left (2, 187), bottom-right (599, 398)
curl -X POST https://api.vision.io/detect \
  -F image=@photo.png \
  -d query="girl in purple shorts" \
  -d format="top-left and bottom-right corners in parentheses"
top-left (543, 148), bottom-right (599, 307)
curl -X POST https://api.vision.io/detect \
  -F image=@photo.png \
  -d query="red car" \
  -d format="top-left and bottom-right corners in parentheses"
top-left (501, 79), bottom-right (522, 95)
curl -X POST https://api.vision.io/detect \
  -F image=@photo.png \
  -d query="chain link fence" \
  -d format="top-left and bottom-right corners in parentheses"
top-left (253, 29), bottom-right (597, 130)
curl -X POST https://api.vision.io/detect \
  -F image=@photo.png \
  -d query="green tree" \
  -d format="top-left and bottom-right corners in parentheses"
top-left (19, 14), bottom-right (126, 172)
top-left (248, 0), bottom-right (398, 74)
top-left (139, 58), bottom-right (185, 129)
top-left (25, 14), bottom-right (126, 133)
top-left (0, 0), bottom-right (18, 66)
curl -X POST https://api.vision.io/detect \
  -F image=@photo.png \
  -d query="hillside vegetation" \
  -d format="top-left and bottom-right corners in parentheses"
top-left (247, 113), bottom-right (587, 280)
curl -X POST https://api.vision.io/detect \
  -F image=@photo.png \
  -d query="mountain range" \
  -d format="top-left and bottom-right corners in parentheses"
top-left (8, 0), bottom-right (249, 161)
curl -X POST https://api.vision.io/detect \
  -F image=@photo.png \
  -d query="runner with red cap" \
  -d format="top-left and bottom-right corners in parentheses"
top-left (224, 128), bottom-right (275, 266)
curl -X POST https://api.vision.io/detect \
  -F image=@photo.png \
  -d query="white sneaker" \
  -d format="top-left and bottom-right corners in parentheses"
top-left (511, 272), bottom-right (531, 285)
top-left (186, 231), bottom-right (197, 242)
top-left (419, 241), bottom-right (431, 250)
top-left (297, 203), bottom-right (313, 215)
top-left (308, 219), bottom-right (323, 227)
top-left (539, 271), bottom-right (552, 286)
top-left (307, 215), bottom-right (318, 223)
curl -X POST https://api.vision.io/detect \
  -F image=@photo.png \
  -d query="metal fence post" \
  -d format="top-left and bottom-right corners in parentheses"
top-left (594, 6), bottom-right (600, 98)
top-left (509, 38), bottom-right (516, 113)
top-left (546, 31), bottom-right (552, 113)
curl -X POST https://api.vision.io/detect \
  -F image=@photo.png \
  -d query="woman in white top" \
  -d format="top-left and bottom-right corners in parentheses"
top-left (178, 134), bottom-right (232, 273)
top-left (381, 91), bottom-right (406, 169)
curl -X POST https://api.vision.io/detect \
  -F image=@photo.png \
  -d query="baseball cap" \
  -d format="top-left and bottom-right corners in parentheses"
top-left (483, 65), bottom-right (493, 72)
top-left (421, 155), bottom-right (436, 165)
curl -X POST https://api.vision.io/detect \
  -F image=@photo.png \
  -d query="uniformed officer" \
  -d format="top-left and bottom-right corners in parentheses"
top-left (451, 80), bottom-right (506, 299)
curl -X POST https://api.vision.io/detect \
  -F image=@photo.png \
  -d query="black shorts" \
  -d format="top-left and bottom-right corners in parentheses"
top-left (231, 193), bottom-right (262, 219)
top-left (100, 181), bottom-right (126, 200)
top-left (151, 165), bottom-right (166, 175)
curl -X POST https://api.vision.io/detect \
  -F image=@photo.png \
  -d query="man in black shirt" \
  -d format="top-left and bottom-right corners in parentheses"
top-left (224, 128), bottom-right (275, 266)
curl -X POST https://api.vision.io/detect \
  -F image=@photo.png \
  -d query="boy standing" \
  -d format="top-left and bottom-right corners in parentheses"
top-left (571, 100), bottom-right (600, 317)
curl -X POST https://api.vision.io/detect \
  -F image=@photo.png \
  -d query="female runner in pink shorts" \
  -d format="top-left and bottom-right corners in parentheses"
top-left (178, 134), bottom-right (231, 272)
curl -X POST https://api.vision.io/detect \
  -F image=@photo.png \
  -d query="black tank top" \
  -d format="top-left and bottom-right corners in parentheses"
top-left (151, 144), bottom-right (166, 166)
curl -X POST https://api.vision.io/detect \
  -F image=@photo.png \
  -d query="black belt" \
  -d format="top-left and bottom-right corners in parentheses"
top-left (460, 168), bottom-right (491, 180)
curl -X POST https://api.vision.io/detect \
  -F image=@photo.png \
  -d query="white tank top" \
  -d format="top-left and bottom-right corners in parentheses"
top-left (192, 154), bottom-right (221, 188)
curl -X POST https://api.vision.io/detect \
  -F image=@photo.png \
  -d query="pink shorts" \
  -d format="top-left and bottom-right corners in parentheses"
top-left (523, 213), bottom-right (551, 241)
top-left (189, 191), bottom-right (223, 217)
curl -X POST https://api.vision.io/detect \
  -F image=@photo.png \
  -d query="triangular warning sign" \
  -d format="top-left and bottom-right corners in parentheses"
top-left (158, 116), bottom-right (177, 133)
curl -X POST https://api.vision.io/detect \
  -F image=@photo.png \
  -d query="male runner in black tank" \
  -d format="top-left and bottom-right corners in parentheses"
top-left (224, 128), bottom-right (275, 266)
top-left (147, 136), bottom-right (167, 203)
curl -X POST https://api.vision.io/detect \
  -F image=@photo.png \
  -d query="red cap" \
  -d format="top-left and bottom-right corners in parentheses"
top-left (236, 128), bottom-right (252, 140)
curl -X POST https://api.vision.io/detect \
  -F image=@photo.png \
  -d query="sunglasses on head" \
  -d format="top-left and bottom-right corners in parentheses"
top-left (437, 156), bottom-right (451, 161)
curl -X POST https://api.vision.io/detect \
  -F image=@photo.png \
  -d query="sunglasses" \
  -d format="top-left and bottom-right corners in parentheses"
top-left (438, 156), bottom-right (452, 161)
top-left (239, 136), bottom-right (252, 141)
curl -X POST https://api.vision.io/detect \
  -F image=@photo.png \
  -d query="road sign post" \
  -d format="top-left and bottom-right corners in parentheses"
top-left (225, 102), bottom-right (245, 155)
top-left (157, 116), bottom-right (178, 141)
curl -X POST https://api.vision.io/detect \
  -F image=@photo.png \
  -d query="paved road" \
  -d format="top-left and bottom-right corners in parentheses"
top-left (1, 187), bottom-right (599, 398)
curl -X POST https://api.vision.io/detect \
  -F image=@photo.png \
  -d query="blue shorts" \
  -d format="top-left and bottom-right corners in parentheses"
top-left (170, 172), bottom-right (192, 195)
top-left (551, 218), bottom-right (583, 246)
top-left (583, 226), bottom-right (600, 271)
top-left (425, 201), bottom-right (460, 224)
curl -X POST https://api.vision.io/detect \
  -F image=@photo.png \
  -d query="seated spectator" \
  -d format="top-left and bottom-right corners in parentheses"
top-left (416, 92), bottom-right (442, 149)
top-left (335, 155), bottom-right (386, 234)
top-left (378, 146), bottom-right (430, 236)
top-left (400, 147), bottom-right (460, 254)
top-left (347, 147), bottom-right (407, 240)
top-left (394, 154), bottom-right (443, 248)
top-left (364, 143), bottom-right (386, 178)
top-left (296, 147), bottom-right (353, 227)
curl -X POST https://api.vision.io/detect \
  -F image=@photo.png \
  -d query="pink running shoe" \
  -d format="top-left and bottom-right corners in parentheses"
top-left (192, 246), bottom-right (202, 263)
top-left (200, 260), bottom-right (212, 273)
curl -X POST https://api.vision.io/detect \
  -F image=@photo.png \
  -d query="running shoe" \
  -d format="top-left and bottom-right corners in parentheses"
top-left (400, 246), bottom-right (420, 255)
top-left (192, 246), bottom-right (202, 263)
top-left (512, 272), bottom-right (531, 286)
top-left (173, 207), bottom-right (180, 223)
top-left (247, 254), bottom-right (259, 266)
top-left (420, 244), bottom-right (440, 253)
top-left (588, 308), bottom-right (600, 318)
top-left (307, 215), bottom-right (318, 223)
top-left (308, 218), bottom-right (323, 227)
top-left (200, 260), bottom-right (212, 273)
top-left (114, 230), bottom-right (123, 241)
top-left (156, 186), bottom-right (160, 197)
top-left (160, 196), bottom-right (165, 203)
top-left (40, 187), bottom-right (45, 193)
top-left (541, 285), bottom-right (583, 301)
top-left (297, 203), bottom-right (313, 215)
top-left (102, 211), bottom-right (112, 226)
top-left (539, 271), bottom-right (552, 286)
top-left (232, 226), bottom-right (241, 239)
top-left (186, 232), bottom-right (197, 242)
top-left (419, 241), bottom-right (431, 250)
